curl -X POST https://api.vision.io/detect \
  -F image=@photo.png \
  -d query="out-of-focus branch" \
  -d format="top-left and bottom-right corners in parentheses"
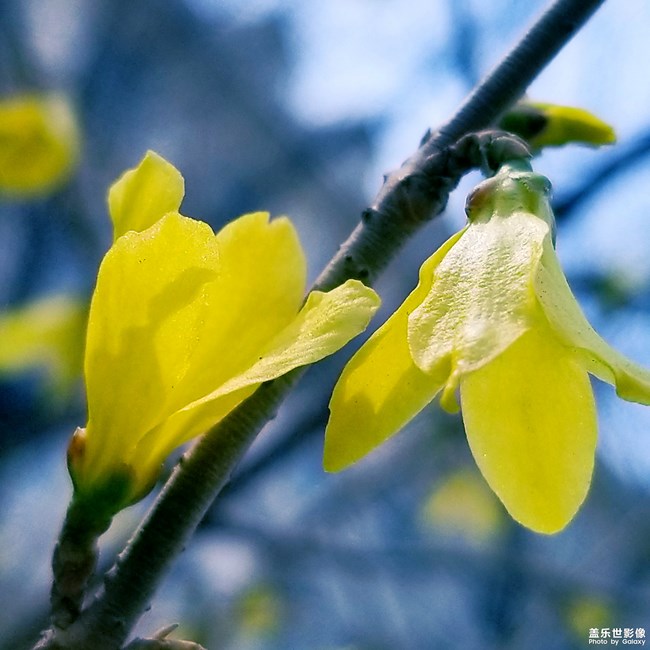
top-left (200, 514), bottom-right (643, 607)
top-left (219, 405), bottom-right (329, 499)
top-left (554, 128), bottom-right (650, 220)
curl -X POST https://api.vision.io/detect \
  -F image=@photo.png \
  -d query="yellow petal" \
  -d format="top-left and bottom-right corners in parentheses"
top-left (135, 279), bottom-right (380, 469)
top-left (499, 102), bottom-right (616, 150)
top-left (221, 279), bottom-right (380, 391)
top-left (130, 385), bottom-right (257, 485)
top-left (81, 212), bottom-right (220, 488)
top-left (0, 93), bottom-right (79, 196)
top-left (535, 237), bottom-right (650, 404)
top-left (80, 211), bottom-right (308, 495)
top-left (159, 211), bottom-right (307, 414)
top-left (108, 151), bottom-right (185, 240)
top-left (324, 230), bottom-right (465, 472)
top-left (460, 323), bottom-right (597, 534)
top-left (528, 103), bottom-right (616, 149)
top-left (408, 212), bottom-right (548, 403)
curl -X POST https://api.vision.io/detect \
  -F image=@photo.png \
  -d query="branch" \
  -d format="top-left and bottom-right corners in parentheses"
top-left (198, 514), bottom-right (643, 608)
top-left (219, 404), bottom-right (328, 500)
top-left (554, 128), bottom-right (650, 220)
top-left (49, 502), bottom-right (107, 631)
top-left (40, 0), bottom-right (606, 646)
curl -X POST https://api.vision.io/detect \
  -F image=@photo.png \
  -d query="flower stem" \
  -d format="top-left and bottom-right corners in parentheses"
top-left (35, 496), bottom-right (113, 649)
top-left (40, 0), bottom-right (606, 647)
top-left (50, 377), bottom-right (298, 650)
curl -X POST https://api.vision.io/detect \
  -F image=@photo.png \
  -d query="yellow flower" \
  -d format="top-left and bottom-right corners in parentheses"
top-left (0, 294), bottom-right (86, 398)
top-left (421, 470), bottom-right (504, 544)
top-left (0, 93), bottom-right (79, 196)
top-left (69, 151), bottom-right (380, 512)
top-left (325, 160), bottom-right (650, 534)
top-left (499, 101), bottom-right (616, 150)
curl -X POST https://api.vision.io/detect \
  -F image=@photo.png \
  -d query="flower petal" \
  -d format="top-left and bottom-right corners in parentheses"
top-left (161, 211), bottom-right (308, 414)
top-left (130, 384), bottom-right (257, 491)
top-left (324, 230), bottom-right (464, 472)
top-left (536, 238), bottom-right (650, 404)
top-left (135, 279), bottom-right (380, 466)
top-left (460, 323), bottom-right (597, 534)
top-left (408, 212), bottom-right (549, 406)
top-left (229, 279), bottom-right (380, 386)
top-left (499, 101), bottom-right (616, 150)
top-left (80, 211), bottom-right (309, 493)
top-left (81, 212), bottom-right (219, 487)
top-left (108, 151), bottom-right (185, 240)
top-left (525, 103), bottom-right (616, 149)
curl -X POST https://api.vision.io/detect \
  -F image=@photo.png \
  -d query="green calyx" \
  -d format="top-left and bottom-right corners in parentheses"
top-left (465, 160), bottom-right (555, 235)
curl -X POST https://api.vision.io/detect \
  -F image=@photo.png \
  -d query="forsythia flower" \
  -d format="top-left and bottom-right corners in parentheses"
top-left (499, 100), bottom-right (616, 150)
top-left (0, 294), bottom-right (86, 398)
top-left (0, 93), bottom-right (79, 196)
top-left (69, 151), bottom-right (380, 513)
top-left (325, 160), bottom-right (650, 534)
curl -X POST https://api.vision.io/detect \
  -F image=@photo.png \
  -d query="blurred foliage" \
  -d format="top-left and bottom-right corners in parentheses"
top-left (564, 596), bottom-right (614, 643)
top-left (0, 293), bottom-right (85, 398)
top-left (0, 93), bottom-right (79, 197)
top-left (421, 469), bottom-right (505, 544)
top-left (234, 584), bottom-right (283, 637)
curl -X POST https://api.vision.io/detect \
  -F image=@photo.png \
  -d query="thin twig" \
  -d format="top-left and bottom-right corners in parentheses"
top-left (554, 128), bottom-right (650, 220)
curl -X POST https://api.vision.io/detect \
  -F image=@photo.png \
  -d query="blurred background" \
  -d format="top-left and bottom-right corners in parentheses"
top-left (1, 1), bottom-right (650, 648)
